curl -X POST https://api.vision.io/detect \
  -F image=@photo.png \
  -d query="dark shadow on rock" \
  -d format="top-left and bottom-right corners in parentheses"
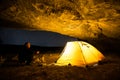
top-left (0, 18), bottom-right (34, 30)
top-left (0, 38), bottom-right (3, 44)
top-left (89, 36), bottom-right (120, 55)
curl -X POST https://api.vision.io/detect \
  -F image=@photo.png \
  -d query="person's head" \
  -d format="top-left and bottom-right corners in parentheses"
top-left (24, 42), bottom-right (31, 48)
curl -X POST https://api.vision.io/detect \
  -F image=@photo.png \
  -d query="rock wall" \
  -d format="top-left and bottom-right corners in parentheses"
top-left (0, 0), bottom-right (120, 41)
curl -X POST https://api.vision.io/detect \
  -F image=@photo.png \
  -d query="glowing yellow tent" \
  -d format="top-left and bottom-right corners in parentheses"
top-left (56, 41), bottom-right (105, 67)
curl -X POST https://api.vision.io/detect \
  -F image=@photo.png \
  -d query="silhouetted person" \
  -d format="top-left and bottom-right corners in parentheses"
top-left (18, 42), bottom-right (33, 65)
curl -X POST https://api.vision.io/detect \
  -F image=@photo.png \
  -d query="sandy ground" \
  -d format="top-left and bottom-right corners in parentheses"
top-left (0, 52), bottom-right (120, 80)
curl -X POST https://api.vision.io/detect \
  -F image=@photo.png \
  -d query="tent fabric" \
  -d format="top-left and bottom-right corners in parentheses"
top-left (56, 41), bottom-right (105, 67)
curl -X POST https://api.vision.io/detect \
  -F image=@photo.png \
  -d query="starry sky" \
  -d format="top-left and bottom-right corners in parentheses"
top-left (0, 28), bottom-right (77, 47)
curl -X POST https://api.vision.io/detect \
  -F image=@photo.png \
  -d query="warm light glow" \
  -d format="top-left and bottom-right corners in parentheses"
top-left (57, 41), bottom-right (105, 67)
top-left (57, 42), bottom-right (85, 66)
top-left (79, 42), bottom-right (105, 64)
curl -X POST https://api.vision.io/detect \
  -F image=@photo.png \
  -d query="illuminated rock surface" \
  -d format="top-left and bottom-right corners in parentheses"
top-left (0, 0), bottom-right (120, 40)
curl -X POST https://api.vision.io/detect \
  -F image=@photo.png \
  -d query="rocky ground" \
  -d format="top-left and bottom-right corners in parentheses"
top-left (0, 51), bottom-right (120, 80)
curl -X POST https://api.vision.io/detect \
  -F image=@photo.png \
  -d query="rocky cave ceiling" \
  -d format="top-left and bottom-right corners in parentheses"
top-left (0, 0), bottom-right (120, 42)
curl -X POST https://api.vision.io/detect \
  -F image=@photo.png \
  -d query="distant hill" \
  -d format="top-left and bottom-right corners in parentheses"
top-left (0, 44), bottom-right (63, 55)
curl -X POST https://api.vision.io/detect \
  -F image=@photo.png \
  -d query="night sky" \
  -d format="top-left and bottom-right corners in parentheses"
top-left (0, 28), bottom-right (77, 47)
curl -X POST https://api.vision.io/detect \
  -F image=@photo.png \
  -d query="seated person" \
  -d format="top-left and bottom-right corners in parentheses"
top-left (18, 42), bottom-right (33, 65)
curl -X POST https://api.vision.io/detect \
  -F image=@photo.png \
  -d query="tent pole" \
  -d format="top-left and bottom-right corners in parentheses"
top-left (78, 42), bottom-right (87, 66)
